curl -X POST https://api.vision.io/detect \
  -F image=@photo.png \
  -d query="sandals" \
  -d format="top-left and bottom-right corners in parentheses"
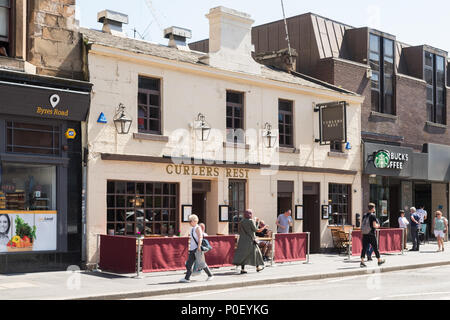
top-left (256, 266), bottom-right (264, 272)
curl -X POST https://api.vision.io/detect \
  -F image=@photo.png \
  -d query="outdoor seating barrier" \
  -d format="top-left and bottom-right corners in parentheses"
top-left (273, 232), bottom-right (309, 263)
top-left (99, 235), bottom-right (138, 274)
top-left (351, 228), bottom-right (404, 256)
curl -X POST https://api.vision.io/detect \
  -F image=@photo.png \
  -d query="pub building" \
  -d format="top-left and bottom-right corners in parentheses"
top-left (0, 69), bottom-right (91, 273)
top-left (190, 12), bottom-right (450, 234)
top-left (81, 6), bottom-right (365, 267)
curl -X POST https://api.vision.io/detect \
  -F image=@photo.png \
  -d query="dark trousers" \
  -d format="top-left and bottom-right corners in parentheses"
top-left (411, 226), bottom-right (420, 250)
top-left (185, 250), bottom-right (212, 280)
top-left (361, 234), bottom-right (380, 259)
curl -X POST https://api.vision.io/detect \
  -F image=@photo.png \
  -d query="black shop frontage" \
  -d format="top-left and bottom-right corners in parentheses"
top-left (0, 70), bottom-right (91, 273)
top-left (363, 142), bottom-right (450, 239)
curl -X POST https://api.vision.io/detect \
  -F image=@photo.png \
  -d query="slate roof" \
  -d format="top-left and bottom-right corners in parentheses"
top-left (80, 28), bottom-right (358, 97)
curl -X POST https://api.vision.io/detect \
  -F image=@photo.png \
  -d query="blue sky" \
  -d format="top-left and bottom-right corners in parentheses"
top-left (76, 0), bottom-right (450, 53)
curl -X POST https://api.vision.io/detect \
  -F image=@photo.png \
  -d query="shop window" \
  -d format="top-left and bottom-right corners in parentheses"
top-left (226, 90), bottom-right (244, 143)
top-left (6, 121), bottom-right (60, 156)
top-left (0, 0), bottom-right (10, 57)
top-left (369, 34), bottom-right (395, 115)
top-left (228, 180), bottom-right (246, 235)
top-left (328, 183), bottom-right (351, 225)
top-left (138, 76), bottom-right (161, 135)
top-left (107, 180), bottom-right (178, 236)
top-left (278, 99), bottom-right (293, 147)
top-left (0, 163), bottom-right (57, 211)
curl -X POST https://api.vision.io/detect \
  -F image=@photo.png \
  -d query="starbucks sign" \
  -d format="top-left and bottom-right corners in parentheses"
top-left (374, 150), bottom-right (409, 170)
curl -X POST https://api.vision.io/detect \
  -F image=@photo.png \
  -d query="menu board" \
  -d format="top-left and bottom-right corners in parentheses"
top-left (0, 211), bottom-right (57, 253)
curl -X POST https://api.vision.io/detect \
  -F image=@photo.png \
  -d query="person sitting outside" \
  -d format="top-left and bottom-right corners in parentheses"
top-left (255, 218), bottom-right (272, 261)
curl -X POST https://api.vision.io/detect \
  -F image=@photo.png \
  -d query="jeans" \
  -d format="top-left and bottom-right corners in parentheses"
top-left (185, 250), bottom-right (212, 280)
top-left (361, 234), bottom-right (380, 259)
top-left (411, 226), bottom-right (420, 250)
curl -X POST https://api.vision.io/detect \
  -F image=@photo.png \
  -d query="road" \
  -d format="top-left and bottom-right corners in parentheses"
top-left (131, 265), bottom-right (450, 300)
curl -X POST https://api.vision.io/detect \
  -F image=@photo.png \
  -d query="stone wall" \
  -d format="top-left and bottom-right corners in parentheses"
top-left (27, 0), bottom-right (84, 80)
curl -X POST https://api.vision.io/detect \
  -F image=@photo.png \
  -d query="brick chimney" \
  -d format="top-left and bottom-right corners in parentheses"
top-left (254, 48), bottom-right (298, 73)
top-left (199, 6), bottom-right (261, 75)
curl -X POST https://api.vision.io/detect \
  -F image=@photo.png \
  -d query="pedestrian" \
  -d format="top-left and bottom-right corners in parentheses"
top-left (409, 207), bottom-right (421, 251)
top-left (417, 205), bottom-right (428, 224)
top-left (398, 210), bottom-right (409, 250)
top-left (360, 203), bottom-right (385, 268)
top-left (191, 222), bottom-right (209, 277)
top-left (232, 209), bottom-right (265, 274)
top-left (179, 214), bottom-right (214, 283)
top-left (276, 209), bottom-right (293, 234)
top-left (433, 211), bottom-right (448, 252)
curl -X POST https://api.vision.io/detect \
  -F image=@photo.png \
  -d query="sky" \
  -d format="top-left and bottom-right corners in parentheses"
top-left (76, 0), bottom-right (450, 53)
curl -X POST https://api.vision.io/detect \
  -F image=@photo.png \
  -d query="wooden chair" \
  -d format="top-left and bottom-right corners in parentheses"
top-left (338, 231), bottom-right (350, 254)
top-left (331, 228), bottom-right (344, 253)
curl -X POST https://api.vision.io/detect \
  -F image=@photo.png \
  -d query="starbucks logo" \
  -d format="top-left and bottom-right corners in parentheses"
top-left (374, 150), bottom-right (390, 169)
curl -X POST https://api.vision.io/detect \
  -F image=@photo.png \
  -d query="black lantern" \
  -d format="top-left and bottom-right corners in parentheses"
top-left (194, 113), bottom-right (211, 141)
top-left (263, 122), bottom-right (277, 148)
top-left (113, 103), bottom-right (132, 134)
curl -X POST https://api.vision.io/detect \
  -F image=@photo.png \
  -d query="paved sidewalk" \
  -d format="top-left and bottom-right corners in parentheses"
top-left (0, 242), bottom-right (449, 300)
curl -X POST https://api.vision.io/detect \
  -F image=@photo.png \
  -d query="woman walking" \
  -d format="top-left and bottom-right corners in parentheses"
top-left (232, 209), bottom-right (265, 274)
top-left (179, 214), bottom-right (214, 283)
top-left (433, 211), bottom-right (448, 252)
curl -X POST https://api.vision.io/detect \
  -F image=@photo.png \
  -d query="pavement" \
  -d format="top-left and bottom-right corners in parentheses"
top-left (0, 242), bottom-right (449, 300)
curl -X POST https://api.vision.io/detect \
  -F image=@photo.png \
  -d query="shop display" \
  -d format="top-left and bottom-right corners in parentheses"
top-left (5, 191), bottom-right (25, 210)
top-left (0, 192), bottom-right (6, 209)
top-left (7, 216), bottom-right (36, 252)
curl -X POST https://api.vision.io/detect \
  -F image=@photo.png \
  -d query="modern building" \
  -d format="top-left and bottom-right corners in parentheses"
top-left (81, 6), bottom-right (364, 264)
top-left (191, 12), bottom-right (450, 235)
top-left (0, 0), bottom-right (91, 273)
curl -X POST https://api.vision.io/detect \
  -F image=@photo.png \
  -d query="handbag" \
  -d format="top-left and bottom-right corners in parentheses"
top-left (191, 228), bottom-right (213, 252)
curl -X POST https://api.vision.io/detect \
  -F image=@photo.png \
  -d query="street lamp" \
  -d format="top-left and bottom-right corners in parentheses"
top-left (263, 122), bottom-right (277, 148)
top-left (113, 103), bottom-right (133, 134)
top-left (194, 113), bottom-right (211, 141)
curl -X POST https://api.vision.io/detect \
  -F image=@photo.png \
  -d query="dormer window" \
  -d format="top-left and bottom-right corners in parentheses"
top-left (369, 34), bottom-right (395, 115)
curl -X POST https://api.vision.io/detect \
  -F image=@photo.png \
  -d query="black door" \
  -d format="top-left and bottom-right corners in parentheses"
top-left (192, 192), bottom-right (206, 225)
top-left (303, 182), bottom-right (321, 253)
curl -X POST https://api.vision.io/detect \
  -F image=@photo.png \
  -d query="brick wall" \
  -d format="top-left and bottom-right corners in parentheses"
top-left (27, 0), bottom-right (84, 80)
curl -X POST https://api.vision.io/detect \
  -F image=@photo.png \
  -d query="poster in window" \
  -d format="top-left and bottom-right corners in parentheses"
top-left (380, 200), bottom-right (388, 217)
top-left (321, 205), bottom-right (329, 220)
top-left (182, 205), bottom-right (192, 223)
top-left (219, 205), bottom-right (229, 222)
top-left (295, 205), bottom-right (303, 220)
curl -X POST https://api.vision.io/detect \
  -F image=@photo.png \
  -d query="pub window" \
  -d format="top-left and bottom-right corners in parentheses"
top-left (0, 0), bottom-right (10, 57)
top-left (138, 76), bottom-right (161, 135)
top-left (226, 91), bottom-right (244, 143)
top-left (228, 180), bottom-right (246, 235)
top-left (369, 34), bottom-right (395, 115)
top-left (6, 121), bottom-right (60, 156)
top-left (425, 52), bottom-right (446, 124)
top-left (278, 99), bottom-right (293, 147)
top-left (330, 141), bottom-right (343, 153)
top-left (328, 183), bottom-right (351, 225)
top-left (107, 181), bottom-right (178, 237)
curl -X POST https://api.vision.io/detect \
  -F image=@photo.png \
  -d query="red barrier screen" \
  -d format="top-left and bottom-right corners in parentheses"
top-left (351, 230), bottom-right (362, 256)
top-left (99, 235), bottom-right (137, 274)
top-left (378, 228), bottom-right (403, 253)
top-left (142, 237), bottom-right (188, 272)
top-left (274, 233), bottom-right (307, 262)
top-left (204, 236), bottom-right (236, 268)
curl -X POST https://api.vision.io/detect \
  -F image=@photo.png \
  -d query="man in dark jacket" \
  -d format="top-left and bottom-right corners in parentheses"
top-left (360, 203), bottom-right (386, 268)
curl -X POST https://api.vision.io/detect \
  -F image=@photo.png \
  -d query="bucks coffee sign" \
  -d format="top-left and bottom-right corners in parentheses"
top-left (315, 101), bottom-right (347, 145)
top-left (374, 150), bottom-right (409, 170)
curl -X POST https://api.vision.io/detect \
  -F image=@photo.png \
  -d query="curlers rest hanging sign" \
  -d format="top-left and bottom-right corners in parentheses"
top-left (373, 150), bottom-right (409, 170)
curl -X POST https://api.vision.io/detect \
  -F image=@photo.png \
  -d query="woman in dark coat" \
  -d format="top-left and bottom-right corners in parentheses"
top-left (232, 209), bottom-right (265, 274)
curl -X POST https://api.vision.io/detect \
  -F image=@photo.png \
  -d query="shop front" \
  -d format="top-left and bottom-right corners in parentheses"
top-left (0, 70), bottom-right (91, 273)
top-left (363, 142), bottom-right (450, 238)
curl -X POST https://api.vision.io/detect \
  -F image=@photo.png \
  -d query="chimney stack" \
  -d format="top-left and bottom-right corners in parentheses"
top-left (199, 6), bottom-right (261, 75)
top-left (97, 10), bottom-right (129, 37)
top-left (164, 26), bottom-right (192, 51)
top-left (254, 48), bottom-right (298, 73)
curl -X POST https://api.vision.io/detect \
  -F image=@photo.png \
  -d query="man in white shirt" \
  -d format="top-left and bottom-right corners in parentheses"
top-left (417, 206), bottom-right (427, 224)
top-left (398, 210), bottom-right (409, 249)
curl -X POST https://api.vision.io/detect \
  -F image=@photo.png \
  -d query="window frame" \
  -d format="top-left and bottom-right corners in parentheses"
top-left (328, 183), bottom-right (351, 225)
top-left (278, 99), bottom-right (294, 148)
top-left (226, 90), bottom-right (245, 143)
top-left (228, 179), bottom-right (246, 235)
top-left (0, 0), bottom-right (11, 55)
top-left (369, 33), bottom-right (396, 115)
top-left (425, 51), bottom-right (447, 125)
top-left (137, 76), bottom-right (162, 135)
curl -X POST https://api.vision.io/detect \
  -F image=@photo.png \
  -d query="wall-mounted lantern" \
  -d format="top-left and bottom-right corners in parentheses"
top-left (194, 113), bottom-right (211, 141)
top-left (113, 103), bottom-right (132, 134)
top-left (263, 122), bottom-right (277, 148)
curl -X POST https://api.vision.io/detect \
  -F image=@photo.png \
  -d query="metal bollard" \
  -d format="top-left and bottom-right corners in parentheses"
top-left (303, 232), bottom-right (311, 264)
top-left (271, 234), bottom-right (275, 267)
top-left (347, 229), bottom-right (352, 260)
top-left (402, 228), bottom-right (404, 255)
top-left (135, 236), bottom-right (144, 279)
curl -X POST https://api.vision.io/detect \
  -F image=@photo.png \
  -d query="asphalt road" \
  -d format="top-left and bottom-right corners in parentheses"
top-left (131, 265), bottom-right (450, 300)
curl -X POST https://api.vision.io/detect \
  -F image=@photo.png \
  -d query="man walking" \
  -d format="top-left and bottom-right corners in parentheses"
top-left (409, 207), bottom-right (421, 251)
top-left (360, 203), bottom-right (385, 268)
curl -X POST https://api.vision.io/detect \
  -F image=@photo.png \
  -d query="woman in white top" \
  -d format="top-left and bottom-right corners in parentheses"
top-left (398, 210), bottom-right (409, 250)
top-left (180, 214), bottom-right (213, 283)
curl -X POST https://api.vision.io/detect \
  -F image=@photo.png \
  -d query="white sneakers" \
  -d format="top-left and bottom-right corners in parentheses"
top-left (179, 278), bottom-right (190, 283)
top-left (206, 276), bottom-right (214, 281)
